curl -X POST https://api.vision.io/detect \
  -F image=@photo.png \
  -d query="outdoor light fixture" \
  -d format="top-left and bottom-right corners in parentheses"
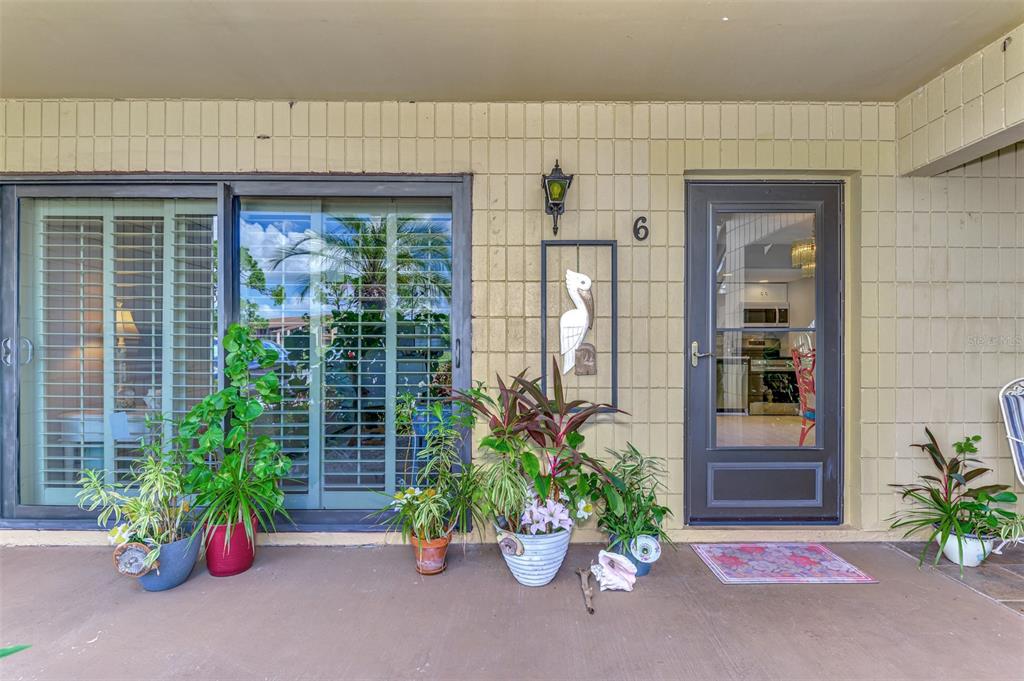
top-left (542, 160), bottom-right (573, 235)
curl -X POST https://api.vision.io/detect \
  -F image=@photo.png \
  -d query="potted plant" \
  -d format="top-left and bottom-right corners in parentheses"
top-left (373, 401), bottom-right (484, 575)
top-left (457, 360), bottom-right (623, 587)
top-left (597, 443), bottom-right (673, 577)
top-left (76, 418), bottom-right (199, 591)
top-left (179, 324), bottom-right (292, 577)
top-left (890, 428), bottom-right (1018, 573)
top-left (395, 391), bottom-right (419, 483)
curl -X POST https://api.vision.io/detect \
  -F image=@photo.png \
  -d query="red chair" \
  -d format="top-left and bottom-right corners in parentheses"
top-left (792, 347), bottom-right (816, 446)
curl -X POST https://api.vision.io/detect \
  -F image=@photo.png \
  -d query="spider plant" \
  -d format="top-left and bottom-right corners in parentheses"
top-left (76, 416), bottom-right (193, 569)
top-left (889, 428), bottom-right (1017, 573)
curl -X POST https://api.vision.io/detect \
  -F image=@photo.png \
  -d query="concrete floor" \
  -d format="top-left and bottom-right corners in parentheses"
top-left (2, 542), bottom-right (1023, 681)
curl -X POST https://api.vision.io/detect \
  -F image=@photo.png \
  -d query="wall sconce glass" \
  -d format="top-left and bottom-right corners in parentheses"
top-left (542, 160), bottom-right (573, 235)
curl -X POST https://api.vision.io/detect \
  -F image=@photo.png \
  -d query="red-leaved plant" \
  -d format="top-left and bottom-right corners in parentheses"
top-left (455, 358), bottom-right (628, 531)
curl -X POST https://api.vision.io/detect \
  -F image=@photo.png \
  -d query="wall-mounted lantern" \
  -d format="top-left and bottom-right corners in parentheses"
top-left (542, 160), bottom-right (573, 235)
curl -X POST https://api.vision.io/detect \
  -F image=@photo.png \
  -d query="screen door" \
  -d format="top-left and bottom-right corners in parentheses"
top-left (685, 182), bottom-right (843, 523)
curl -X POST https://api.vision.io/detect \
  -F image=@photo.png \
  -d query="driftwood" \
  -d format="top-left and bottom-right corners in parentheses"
top-left (575, 567), bottom-right (595, 615)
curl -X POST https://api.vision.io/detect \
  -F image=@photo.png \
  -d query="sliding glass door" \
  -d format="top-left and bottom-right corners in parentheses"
top-left (239, 197), bottom-right (453, 510)
top-left (1, 175), bottom-right (469, 523)
top-left (17, 198), bottom-right (218, 505)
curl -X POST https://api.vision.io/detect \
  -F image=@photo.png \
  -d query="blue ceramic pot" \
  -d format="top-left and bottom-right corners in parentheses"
top-left (138, 534), bottom-right (200, 592)
top-left (608, 534), bottom-right (654, 577)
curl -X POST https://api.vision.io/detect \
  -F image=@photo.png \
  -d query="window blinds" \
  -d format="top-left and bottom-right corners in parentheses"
top-left (18, 198), bottom-right (217, 505)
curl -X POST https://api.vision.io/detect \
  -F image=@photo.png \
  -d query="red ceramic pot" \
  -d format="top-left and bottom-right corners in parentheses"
top-left (205, 517), bottom-right (257, 577)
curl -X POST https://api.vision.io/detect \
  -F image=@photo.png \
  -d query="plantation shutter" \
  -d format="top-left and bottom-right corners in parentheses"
top-left (18, 198), bottom-right (218, 505)
top-left (239, 197), bottom-right (453, 510)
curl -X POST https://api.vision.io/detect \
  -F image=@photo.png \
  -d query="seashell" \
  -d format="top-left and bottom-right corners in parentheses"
top-left (592, 550), bottom-right (637, 591)
top-left (496, 531), bottom-right (524, 557)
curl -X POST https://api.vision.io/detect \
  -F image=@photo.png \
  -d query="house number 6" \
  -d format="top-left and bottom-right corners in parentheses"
top-left (632, 216), bottom-right (649, 241)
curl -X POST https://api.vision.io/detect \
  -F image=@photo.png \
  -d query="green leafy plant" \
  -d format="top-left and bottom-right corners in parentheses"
top-left (995, 513), bottom-right (1024, 554)
top-left (373, 401), bottom-right (484, 544)
top-left (394, 391), bottom-right (418, 437)
top-left (179, 323), bottom-right (292, 554)
top-left (889, 428), bottom-right (1018, 573)
top-left (0, 645), bottom-right (30, 658)
top-left (77, 416), bottom-right (193, 569)
top-left (455, 360), bottom-right (624, 533)
top-left (597, 443), bottom-right (673, 549)
top-left (455, 373), bottom-right (535, 527)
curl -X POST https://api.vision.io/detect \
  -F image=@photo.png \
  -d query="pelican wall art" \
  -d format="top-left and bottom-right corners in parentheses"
top-left (559, 269), bottom-right (597, 375)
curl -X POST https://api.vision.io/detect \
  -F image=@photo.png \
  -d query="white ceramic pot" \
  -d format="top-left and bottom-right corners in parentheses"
top-left (495, 526), bottom-right (572, 587)
top-left (937, 533), bottom-right (994, 568)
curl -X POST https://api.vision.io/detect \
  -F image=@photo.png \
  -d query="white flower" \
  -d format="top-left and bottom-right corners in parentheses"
top-left (108, 524), bottom-right (131, 546)
top-left (576, 499), bottom-right (594, 520)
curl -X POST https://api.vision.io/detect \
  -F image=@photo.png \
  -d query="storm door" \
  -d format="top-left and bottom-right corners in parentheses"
top-left (685, 182), bottom-right (842, 523)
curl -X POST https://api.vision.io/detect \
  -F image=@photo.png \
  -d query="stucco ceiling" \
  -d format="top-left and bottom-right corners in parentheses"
top-left (2, 0), bottom-right (1024, 102)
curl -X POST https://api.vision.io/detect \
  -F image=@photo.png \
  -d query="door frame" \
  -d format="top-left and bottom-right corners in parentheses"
top-left (684, 180), bottom-right (844, 525)
top-left (0, 173), bottom-right (472, 530)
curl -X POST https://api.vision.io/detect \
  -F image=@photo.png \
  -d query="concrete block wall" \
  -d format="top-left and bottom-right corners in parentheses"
top-left (899, 24), bottom-right (1024, 176)
top-left (1, 98), bottom-right (1022, 537)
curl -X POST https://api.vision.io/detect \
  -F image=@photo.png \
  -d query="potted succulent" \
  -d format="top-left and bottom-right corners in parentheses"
top-left (179, 324), bottom-right (292, 577)
top-left (597, 443), bottom-right (673, 577)
top-left (457, 360), bottom-right (623, 587)
top-left (77, 418), bottom-right (199, 591)
top-left (373, 401), bottom-right (484, 575)
top-left (890, 428), bottom-right (1019, 573)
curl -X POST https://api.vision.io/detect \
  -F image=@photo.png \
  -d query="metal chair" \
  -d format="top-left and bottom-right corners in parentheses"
top-left (998, 377), bottom-right (1024, 486)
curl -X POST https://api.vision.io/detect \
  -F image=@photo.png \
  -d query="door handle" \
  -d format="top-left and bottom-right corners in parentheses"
top-left (690, 340), bottom-right (713, 367)
top-left (19, 338), bottom-right (33, 365)
top-left (1, 337), bottom-right (11, 367)
top-left (454, 338), bottom-right (461, 369)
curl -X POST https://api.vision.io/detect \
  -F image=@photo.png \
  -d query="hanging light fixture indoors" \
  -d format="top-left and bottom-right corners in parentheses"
top-left (791, 238), bottom-right (816, 278)
top-left (542, 160), bottom-right (573, 235)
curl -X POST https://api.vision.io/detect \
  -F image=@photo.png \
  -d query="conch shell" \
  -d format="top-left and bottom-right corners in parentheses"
top-left (589, 550), bottom-right (637, 591)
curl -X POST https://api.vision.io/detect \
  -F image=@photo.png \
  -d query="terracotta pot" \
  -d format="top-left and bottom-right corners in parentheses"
top-left (409, 533), bottom-right (450, 575)
top-left (205, 517), bottom-right (257, 577)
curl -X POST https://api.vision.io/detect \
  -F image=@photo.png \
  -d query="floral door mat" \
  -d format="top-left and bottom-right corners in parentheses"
top-left (691, 543), bottom-right (877, 584)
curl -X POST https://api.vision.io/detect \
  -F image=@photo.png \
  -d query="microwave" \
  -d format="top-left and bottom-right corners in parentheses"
top-left (743, 307), bottom-right (789, 326)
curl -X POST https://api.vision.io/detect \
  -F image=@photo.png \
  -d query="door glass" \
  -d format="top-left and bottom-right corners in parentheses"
top-left (18, 198), bottom-right (218, 505)
top-left (239, 198), bottom-right (452, 510)
top-left (714, 212), bottom-right (817, 447)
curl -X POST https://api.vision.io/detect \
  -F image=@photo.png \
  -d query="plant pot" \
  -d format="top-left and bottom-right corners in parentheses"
top-left (410, 533), bottom-right (450, 575)
top-left (495, 525), bottom-right (571, 587)
top-left (138, 534), bottom-right (201, 592)
top-left (205, 518), bottom-right (257, 577)
top-left (937, 532), bottom-right (994, 568)
top-left (608, 534), bottom-right (657, 577)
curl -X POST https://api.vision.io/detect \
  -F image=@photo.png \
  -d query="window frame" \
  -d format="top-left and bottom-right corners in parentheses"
top-left (0, 174), bottom-right (473, 530)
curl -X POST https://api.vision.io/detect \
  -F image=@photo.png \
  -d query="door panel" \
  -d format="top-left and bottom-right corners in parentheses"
top-left (16, 198), bottom-right (218, 505)
top-left (238, 197), bottom-right (453, 510)
top-left (685, 182), bottom-right (842, 523)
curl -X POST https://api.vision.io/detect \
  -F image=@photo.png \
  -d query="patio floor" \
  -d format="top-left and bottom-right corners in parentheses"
top-left (2, 542), bottom-right (1023, 681)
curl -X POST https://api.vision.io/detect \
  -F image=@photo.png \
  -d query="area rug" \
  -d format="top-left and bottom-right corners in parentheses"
top-left (691, 543), bottom-right (877, 584)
